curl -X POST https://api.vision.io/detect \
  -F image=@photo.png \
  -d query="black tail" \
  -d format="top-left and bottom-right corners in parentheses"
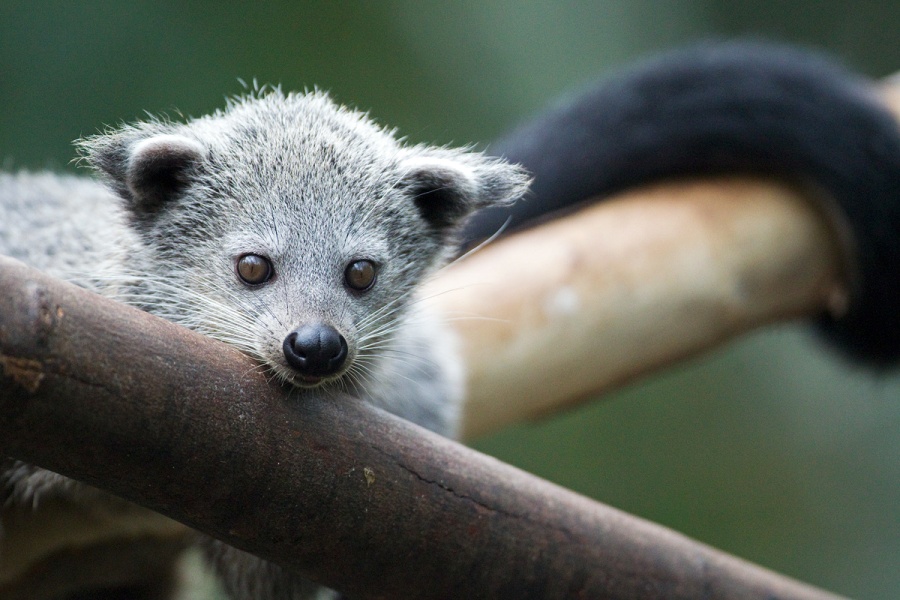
top-left (464, 41), bottom-right (900, 366)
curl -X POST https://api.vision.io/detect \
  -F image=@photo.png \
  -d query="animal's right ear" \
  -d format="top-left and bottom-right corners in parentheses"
top-left (397, 152), bottom-right (530, 234)
top-left (78, 132), bottom-right (205, 216)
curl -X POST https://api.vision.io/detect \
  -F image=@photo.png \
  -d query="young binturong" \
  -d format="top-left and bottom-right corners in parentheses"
top-left (0, 90), bottom-right (529, 600)
top-left (4, 39), bottom-right (900, 600)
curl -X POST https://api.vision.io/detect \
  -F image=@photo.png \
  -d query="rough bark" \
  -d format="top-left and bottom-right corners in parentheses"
top-left (0, 255), bottom-right (845, 599)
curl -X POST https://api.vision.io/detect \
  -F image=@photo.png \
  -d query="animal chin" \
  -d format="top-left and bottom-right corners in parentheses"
top-left (266, 353), bottom-right (352, 390)
top-left (292, 374), bottom-right (326, 387)
top-left (279, 367), bottom-right (347, 389)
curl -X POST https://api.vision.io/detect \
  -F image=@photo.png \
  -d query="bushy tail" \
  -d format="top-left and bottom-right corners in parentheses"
top-left (464, 40), bottom-right (900, 365)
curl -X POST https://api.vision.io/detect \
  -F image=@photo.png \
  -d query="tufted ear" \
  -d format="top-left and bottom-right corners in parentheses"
top-left (399, 151), bottom-right (530, 231)
top-left (79, 132), bottom-right (205, 216)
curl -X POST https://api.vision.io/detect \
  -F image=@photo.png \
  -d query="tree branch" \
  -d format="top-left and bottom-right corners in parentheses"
top-left (0, 255), bottom-right (844, 599)
top-left (434, 177), bottom-right (846, 438)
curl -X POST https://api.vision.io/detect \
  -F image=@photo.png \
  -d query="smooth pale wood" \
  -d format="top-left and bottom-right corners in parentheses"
top-left (881, 77), bottom-right (900, 116)
top-left (439, 84), bottom-right (900, 439)
top-left (426, 177), bottom-right (846, 439)
top-left (0, 256), bottom-right (847, 600)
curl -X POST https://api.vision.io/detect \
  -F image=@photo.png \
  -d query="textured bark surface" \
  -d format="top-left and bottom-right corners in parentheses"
top-left (0, 255), bottom-right (845, 599)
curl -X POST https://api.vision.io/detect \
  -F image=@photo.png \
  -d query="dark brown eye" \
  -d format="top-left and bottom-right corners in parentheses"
top-left (236, 254), bottom-right (273, 285)
top-left (345, 259), bottom-right (377, 291)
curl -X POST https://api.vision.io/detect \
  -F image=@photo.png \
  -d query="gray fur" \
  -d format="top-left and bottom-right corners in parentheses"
top-left (0, 89), bottom-right (529, 599)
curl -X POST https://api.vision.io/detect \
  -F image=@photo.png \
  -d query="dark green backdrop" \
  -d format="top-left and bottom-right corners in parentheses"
top-left (2, 3), bottom-right (898, 598)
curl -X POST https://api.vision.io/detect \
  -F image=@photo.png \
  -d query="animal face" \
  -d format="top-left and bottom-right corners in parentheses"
top-left (79, 91), bottom-right (529, 390)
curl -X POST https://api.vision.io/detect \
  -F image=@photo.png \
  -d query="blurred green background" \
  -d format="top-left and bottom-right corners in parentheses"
top-left (2, 2), bottom-right (898, 598)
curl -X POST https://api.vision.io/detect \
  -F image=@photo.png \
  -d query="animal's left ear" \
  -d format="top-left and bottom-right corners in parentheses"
top-left (398, 151), bottom-right (530, 231)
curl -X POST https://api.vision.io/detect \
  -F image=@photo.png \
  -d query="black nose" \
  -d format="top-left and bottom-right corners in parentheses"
top-left (283, 324), bottom-right (348, 377)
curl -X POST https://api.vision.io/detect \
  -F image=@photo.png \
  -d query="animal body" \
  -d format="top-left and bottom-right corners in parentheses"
top-left (3, 40), bottom-right (900, 599)
top-left (0, 91), bottom-right (528, 599)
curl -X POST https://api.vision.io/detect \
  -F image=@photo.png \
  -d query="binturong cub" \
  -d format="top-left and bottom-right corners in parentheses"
top-left (0, 91), bottom-right (529, 599)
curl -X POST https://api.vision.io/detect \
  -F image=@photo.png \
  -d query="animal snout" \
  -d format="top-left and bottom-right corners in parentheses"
top-left (283, 324), bottom-right (348, 377)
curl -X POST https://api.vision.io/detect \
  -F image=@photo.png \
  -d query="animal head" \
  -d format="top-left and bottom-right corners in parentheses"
top-left (78, 90), bottom-right (529, 389)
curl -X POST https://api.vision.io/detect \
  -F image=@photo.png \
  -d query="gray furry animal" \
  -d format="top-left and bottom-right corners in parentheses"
top-left (0, 90), bottom-right (529, 599)
top-left (8, 39), bottom-right (900, 600)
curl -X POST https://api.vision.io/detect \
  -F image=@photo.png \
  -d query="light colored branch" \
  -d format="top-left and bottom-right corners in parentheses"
top-left (437, 84), bottom-right (900, 439)
top-left (429, 177), bottom-right (845, 438)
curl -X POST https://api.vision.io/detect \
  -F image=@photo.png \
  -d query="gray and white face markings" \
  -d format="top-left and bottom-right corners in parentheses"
top-left (80, 90), bottom-right (529, 392)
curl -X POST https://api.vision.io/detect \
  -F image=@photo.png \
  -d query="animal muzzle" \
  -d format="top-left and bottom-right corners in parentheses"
top-left (283, 324), bottom-right (348, 378)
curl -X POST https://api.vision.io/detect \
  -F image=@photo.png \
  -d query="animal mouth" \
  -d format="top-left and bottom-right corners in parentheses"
top-left (294, 374), bottom-right (325, 386)
top-left (278, 365), bottom-right (350, 389)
